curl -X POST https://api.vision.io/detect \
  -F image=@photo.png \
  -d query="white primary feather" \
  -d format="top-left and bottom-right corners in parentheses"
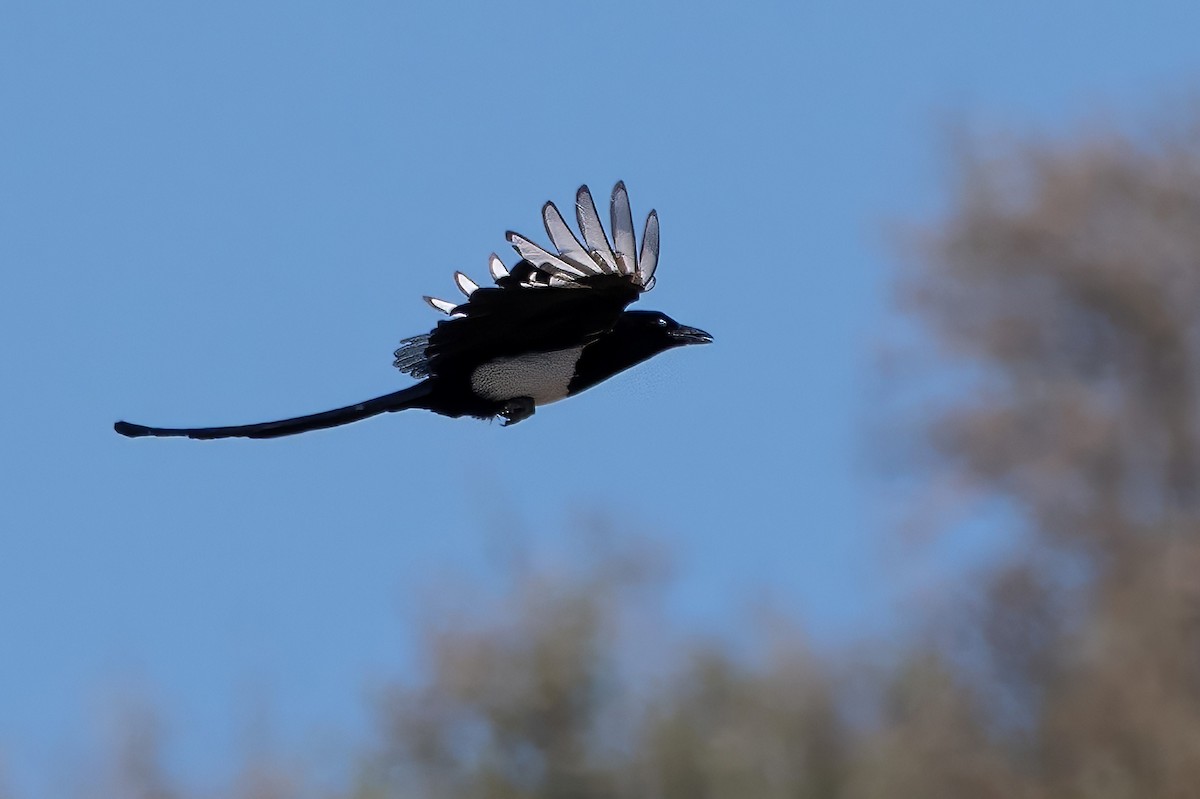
top-left (454, 271), bottom-right (479, 297)
top-left (488, 253), bottom-right (509, 282)
top-left (424, 296), bottom-right (459, 315)
top-left (542, 202), bottom-right (601, 275)
top-left (638, 209), bottom-right (659, 287)
top-left (574, 185), bottom-right (619, 273)
top-left (610, 181), bottom-right (638, 276)
top-left (506, 232), bottom-right (590, 278)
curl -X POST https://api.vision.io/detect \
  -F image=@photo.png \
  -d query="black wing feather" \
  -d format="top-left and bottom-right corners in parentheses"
top-left (420, 274), bottom-right (639, 377)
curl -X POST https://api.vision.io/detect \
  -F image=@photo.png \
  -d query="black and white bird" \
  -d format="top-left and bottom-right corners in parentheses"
top-left (114, 182), bottom-right (711, 440)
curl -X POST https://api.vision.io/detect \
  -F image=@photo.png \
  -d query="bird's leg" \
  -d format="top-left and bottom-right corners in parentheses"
top-left (499, 396), bottom-right (536, 426)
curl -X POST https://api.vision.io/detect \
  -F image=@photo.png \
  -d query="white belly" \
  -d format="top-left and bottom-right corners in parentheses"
top-left (470, 346), bottom-right (584, 406)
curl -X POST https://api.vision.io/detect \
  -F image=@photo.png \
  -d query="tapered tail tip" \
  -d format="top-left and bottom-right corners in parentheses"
top-left (114, 420), bottom-right (150, 438)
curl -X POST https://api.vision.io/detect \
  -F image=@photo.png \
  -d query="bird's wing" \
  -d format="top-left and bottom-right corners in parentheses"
top-left (503, 181), bottom-right (658, 288)
top-left (395, 274), bottom-right (640, 379)
top-left (395, 183), bottom-right (658, 378)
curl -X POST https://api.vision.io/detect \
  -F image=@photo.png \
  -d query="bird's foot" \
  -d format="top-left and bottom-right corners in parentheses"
top-left (500, 397), bottom-right (536, 426)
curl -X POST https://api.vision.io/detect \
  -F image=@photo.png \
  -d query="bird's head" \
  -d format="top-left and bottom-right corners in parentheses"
top-left (565, 309), bottom-right (712, 396)
top-left (614, 310), bottom-right (713, 356)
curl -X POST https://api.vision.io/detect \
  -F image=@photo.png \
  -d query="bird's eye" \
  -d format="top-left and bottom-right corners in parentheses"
top-left (657, 317), bottom-right (668, 327)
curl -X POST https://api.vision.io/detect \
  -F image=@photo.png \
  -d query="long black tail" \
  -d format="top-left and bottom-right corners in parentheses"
top-left (114, 382), bottom-right (434, 440)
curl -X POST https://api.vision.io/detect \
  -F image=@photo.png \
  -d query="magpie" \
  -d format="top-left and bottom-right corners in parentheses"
top-left (114, 182), bottom-right (711, 440)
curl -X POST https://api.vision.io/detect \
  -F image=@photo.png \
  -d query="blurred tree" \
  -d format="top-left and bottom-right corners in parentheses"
top-left (355, 544), bottom-right (850, 799)
top-left (639, 642), bottom-right (847, 799)
top-left (903, 127), bottom-right (1200, 543)
top-left (887, 120), bottom-right (1200, 797)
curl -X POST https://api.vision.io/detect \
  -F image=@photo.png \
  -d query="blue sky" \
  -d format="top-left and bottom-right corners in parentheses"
top-left (3, 1), bottom-right (1200, 795)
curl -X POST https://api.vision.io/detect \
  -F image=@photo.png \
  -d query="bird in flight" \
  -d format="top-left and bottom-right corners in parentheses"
top-left (114, 182), bottom-right (711, 440)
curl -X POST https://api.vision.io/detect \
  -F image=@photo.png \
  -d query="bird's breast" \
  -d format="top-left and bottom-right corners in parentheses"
top-left (469, 346), bottom-right (585, 406)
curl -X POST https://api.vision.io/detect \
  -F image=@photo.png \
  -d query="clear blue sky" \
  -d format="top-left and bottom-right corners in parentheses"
top-left (3, 1), bottom-right (1199, 795)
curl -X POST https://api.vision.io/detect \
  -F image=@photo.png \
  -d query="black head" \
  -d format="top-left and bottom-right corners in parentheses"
top-left (615, 310), bottom-right (713, 350)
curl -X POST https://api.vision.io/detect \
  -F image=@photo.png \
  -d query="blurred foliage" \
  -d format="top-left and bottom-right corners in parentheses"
top-left (888, 119), bottom-right (1200, 796)
top-left (38, 115), bottom-right (1200, 798)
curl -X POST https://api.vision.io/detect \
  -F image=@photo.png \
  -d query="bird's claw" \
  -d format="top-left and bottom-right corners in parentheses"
top-left (500, 397), bottom-right (536, 426)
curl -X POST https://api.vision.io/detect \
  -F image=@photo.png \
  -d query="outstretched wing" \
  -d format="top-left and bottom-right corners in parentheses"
top-left (504, 181), bottom-right (659, 288)
top-left (395, 182), bottom-right (659, 379)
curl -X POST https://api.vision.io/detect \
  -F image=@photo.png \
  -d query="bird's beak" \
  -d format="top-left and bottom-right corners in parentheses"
top-left (670, 325), bottom-right (713, 345)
